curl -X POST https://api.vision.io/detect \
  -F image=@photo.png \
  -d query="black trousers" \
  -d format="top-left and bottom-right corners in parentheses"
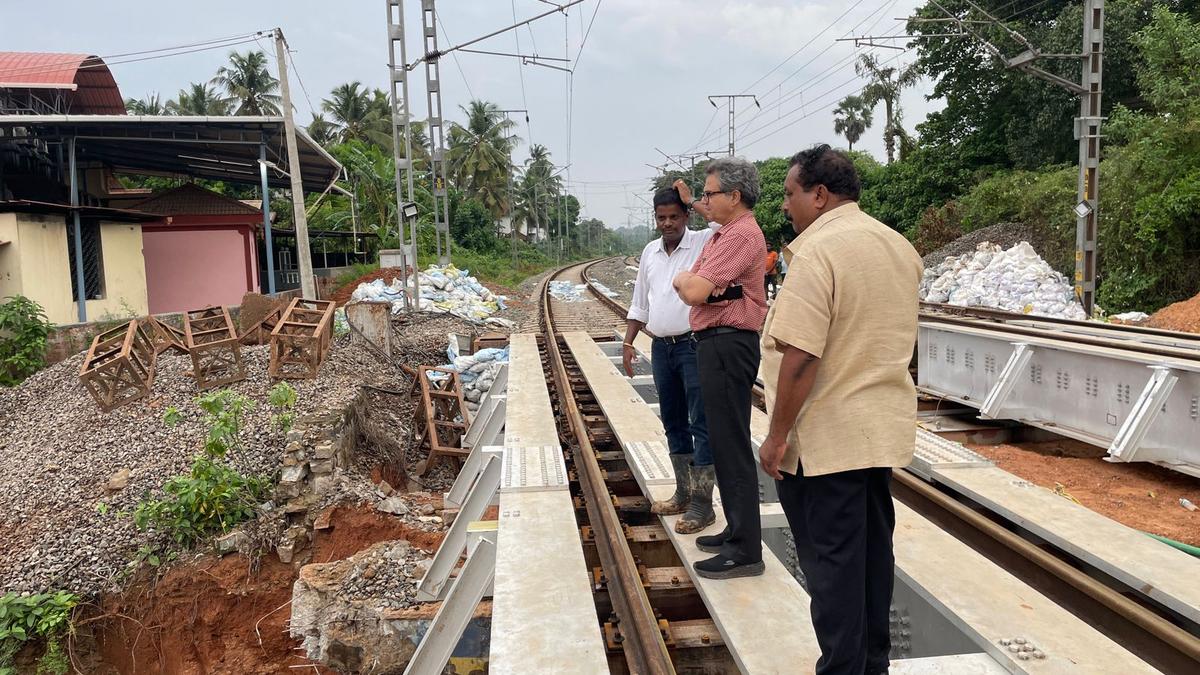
top-left (776, 466), bottom-right (895, 675)
top-left (695, 330), bottom-right (761, 563)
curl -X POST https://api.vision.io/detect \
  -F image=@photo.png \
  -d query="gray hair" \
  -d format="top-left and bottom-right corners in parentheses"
top-left (706, 157), bottom-right (760, 208)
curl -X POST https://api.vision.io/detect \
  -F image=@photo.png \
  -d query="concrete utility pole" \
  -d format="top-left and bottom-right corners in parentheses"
top-left (1074, 0), bottom-right (1104, 315)
top-left (385, 0), bottom-right (418, 308)
top-left (707, 94), bottom-right (760, 156)
top-left (420, 0), bottom-right (453, 266)
top-left (274, 28), bottom-right (316, 299)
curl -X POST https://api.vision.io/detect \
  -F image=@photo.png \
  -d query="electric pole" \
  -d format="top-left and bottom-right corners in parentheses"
top-left (707, 94), bottom-right (760, 156)
top-left (420, 0), bottom-right (453, 265)
top-left (274, 28), bottom-right (316, 299)
top-left (498, 108), bottom-right (529, 269)
top-left (385, 0), bottom-right (418, 308)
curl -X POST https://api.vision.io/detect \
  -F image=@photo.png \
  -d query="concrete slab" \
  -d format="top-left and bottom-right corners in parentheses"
top-left (488, 333), bottom-right (608, 674)
top-left (933, 462), bottom-right (1200, 626)
top-left (891, 653), bottom-right (1007, 674)
top-left (489, 490), bottom-right (609, 675)
top-left (893, 500), bottom-right (1160, 674)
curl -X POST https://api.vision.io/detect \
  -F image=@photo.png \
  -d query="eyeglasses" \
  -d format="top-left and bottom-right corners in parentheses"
top-left (700, 190), bottom-right (728, 201)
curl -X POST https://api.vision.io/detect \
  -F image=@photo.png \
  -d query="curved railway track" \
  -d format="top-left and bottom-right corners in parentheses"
top-left (539, 257), bottom-right (1200, 673)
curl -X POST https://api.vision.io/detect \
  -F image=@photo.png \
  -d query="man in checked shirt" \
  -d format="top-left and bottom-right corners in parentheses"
top-left (672, 157), bottom-right (768, 579)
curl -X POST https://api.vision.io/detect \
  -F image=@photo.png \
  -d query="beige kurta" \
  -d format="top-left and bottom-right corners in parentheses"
top-left (760, 202), bottom-right (923, 477)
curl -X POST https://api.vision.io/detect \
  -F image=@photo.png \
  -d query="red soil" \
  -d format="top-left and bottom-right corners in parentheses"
top-left (1146, 290), bottom-right (1200, 334)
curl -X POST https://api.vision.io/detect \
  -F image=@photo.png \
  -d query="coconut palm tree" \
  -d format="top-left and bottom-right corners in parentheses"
top-left (447, 100), bottom-right (519, 219)
top-left (307, 113), bottom-right (337, 146)
top-left (320, 82), bottom-right (392, 147)
top-left (212, 51), bottom-right (281, 116)
top-left (832, 94), bottom-right (874, 152)
top-left (125, 94), bottom-right (166, 115)
top-left (856, 53), bottom-right (919, 163)
top-left (511, 144), bottom-right (561, 241)
top-left (167, 82), bottom-right (231, 116)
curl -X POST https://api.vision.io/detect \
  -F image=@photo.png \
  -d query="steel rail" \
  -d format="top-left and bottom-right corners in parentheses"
top-left (892, 470), bottom-right (1200, 673)
top-left (541, 260), bottom-right (676, 675)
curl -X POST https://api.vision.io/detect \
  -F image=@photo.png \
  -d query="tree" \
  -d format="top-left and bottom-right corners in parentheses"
top-left (321, 82), bottom-right (392, 147)
top-left (125, 94), bottom-right (165, 115)
top-left (512, 144), bottom-right (561, 241)
top-left (307, 113), bottom-right (337, 146)
top-left (447, 100), bottom-right (519, 220)
top-left (212, 51), bottom-right (281, 116)
top-left (857, 54), bottom-right (919, 164)
top-left (167, 82), bottom-right (231, 115)
top-left (832, 95), bottom-right (874, 151)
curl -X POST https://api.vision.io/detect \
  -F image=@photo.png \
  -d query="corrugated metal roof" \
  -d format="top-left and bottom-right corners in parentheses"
top-left (134, 183), bottom-right (262, 217)
top-left (0, 52), bottom-right (125, 115)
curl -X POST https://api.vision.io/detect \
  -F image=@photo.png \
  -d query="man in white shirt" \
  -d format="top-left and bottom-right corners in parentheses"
top-left (623, 183), bottom-right (718, 533)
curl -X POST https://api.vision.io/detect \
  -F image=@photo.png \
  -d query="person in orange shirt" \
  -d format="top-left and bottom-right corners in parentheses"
top-left (764, 246), bottom-right (780, 298)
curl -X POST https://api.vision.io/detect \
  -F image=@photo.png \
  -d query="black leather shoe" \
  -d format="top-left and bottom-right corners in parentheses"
top-left (695, 526), bottom-right (729, 554)
top-left (693, 553), bottom-right (765, 580)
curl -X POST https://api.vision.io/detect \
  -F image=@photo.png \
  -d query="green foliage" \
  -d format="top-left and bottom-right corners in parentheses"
top-left (753, 157), bottom-right (791, 247)
top-left (269, 381), bottom-right (298, 432)
top-left (162, 405), bottom-right (183, 427)
top-left (333, 262), bottom-right (379, 291)
top-left (0, 296), bottom-right (53, 386)
top-left (132, 455), bottom-right (270, 547)
top-left (134, 389), bottom-right (269, 548)
top-left (0, 591), bottom-right (77, 675)
top-left (195, 390), bottom-right (253, 459)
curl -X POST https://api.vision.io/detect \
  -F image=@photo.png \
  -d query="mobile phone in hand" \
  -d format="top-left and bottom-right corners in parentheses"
top-left (706, 284), bottom-right (744, 303)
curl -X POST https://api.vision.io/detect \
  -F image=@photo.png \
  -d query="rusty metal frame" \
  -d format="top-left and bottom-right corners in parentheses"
top-left (412, 365), bottom-right (471, 475)
top-left (79, 319), bottom-right (156, 411)
top-left (268, 298), bottom-right (335, 379)
top-left (184, 306), bottom-right (247, 390)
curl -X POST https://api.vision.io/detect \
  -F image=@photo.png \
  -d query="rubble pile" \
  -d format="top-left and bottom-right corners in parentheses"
top-left (351, 264), bottom-right (507, 321)
top-left (0, 334), bottom-right (408, 597)
top-left (921, 242), bottom-right (1088, 320)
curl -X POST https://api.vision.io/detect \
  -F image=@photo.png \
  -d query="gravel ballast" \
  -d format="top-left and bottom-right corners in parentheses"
top-left (0, 334), bottom-right (405, 597)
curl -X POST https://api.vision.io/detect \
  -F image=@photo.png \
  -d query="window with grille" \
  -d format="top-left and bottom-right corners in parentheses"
top-left (67, 219), bottom-right (105, 300)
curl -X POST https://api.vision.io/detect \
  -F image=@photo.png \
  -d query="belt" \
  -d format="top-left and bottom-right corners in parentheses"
top-left (654, 331), bottom-right (693, 345)
top-left (693, 326), bottom-right (755, 341)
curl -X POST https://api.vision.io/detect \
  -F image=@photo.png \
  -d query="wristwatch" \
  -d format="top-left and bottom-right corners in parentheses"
top-left (689, 198), bottom-right (701, 211)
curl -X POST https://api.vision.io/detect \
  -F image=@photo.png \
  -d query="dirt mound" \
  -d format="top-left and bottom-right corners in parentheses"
top-left (328, 267), bottom-right (409, 306)
top-left (78, 504), bottom-right (442, 675)
top-left (922, 222), bottom-right (1047, 268)
top-left (1145, 290), bottom-right (1200, 334)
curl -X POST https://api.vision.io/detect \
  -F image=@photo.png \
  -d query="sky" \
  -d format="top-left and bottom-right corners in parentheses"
top-left (2, 0), bottom-right (942, 230)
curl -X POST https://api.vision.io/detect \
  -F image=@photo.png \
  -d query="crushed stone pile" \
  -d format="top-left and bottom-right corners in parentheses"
top-left (922, 222), bottom-right (1046, 268)
top-left (920, 242), bottom-right (1087, 320)
top-left (0, 335), bottom-right (408, 597)
top-left (351, 264), bottom-right (506, 321)
top-left (1146, 291), bottom-right (1200, 334)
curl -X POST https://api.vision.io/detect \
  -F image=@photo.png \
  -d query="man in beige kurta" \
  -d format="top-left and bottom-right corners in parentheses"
top-left (758, 144), bottom-right (921, 675)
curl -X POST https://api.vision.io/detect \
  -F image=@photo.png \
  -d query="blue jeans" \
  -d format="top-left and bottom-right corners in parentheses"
top-left (651, 337), bottom-right (712, 466)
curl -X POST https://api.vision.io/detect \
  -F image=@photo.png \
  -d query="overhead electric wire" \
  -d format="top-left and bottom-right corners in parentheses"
top-left (436, 10), bottom-right (477, 101)
top-left (736, 0), bottom-right (874, 96)
top-left (0, 31), bottom-right (271, 78)
top-left (572, 0), bottom-right (604, 71)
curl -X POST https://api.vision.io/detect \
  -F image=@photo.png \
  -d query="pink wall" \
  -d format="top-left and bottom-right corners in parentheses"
top-left (142, 225), bottom-right (258, 314)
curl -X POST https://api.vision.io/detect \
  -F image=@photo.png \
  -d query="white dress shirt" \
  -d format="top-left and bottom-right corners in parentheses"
top-left (627, 223), bottom-right (719, 337)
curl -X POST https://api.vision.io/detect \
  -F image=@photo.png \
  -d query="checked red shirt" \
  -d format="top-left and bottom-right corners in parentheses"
top-left (688, 210), bottom-right (768, 332)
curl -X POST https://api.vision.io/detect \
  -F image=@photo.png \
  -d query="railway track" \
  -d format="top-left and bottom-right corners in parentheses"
top-left (545, 257), bottom-right (1200, 673)
top-left (539, 258), bottom-right (736, 673)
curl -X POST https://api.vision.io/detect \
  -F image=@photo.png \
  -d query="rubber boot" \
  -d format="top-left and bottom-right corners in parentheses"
top-left (651, 454), bottom-right (692, 515)
top-left (675, 464), bottom-right (716, 534)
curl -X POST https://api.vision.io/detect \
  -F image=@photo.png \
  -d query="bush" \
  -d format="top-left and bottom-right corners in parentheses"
top-left (135, 390), bottom-right (271, 548)
top-left (0, 590), bottom-right (77, 675)
top-left (0, 296), bottom-right (53, 386)
top-left (910, 202), bottom-right (964, 256)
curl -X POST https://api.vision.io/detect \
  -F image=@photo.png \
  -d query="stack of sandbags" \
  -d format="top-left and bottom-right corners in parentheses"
top-left (921, 242), bottom-right (1087, 320)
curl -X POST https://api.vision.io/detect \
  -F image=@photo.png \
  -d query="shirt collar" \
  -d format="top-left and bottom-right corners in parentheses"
top-left (784, 201), bottom-right (859, 262)
top-left (656, 227), bottom-right (701, 255)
